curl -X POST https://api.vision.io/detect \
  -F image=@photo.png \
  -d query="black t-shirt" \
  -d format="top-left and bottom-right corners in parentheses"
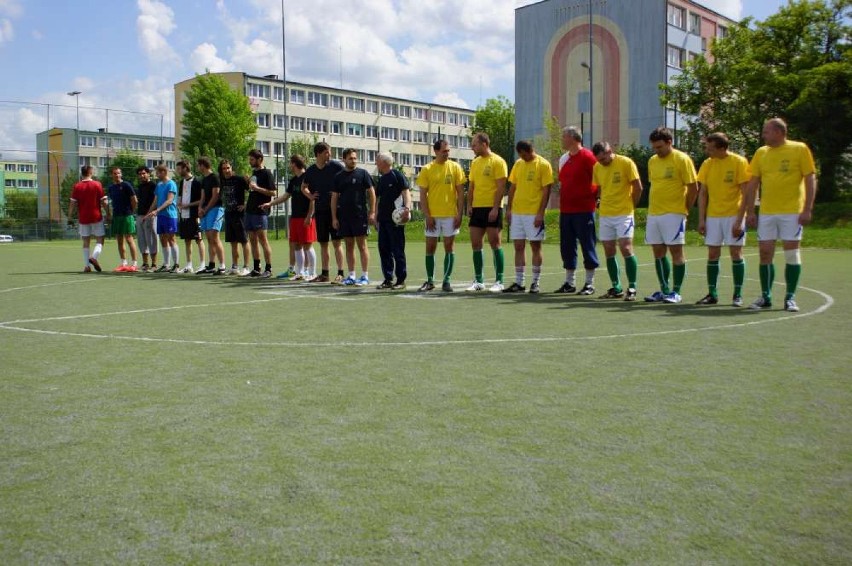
top-left (286, 173), bottom-right (310, 218)
top-left (376, 169), bottom-right (409, 222)
top-left (201, 173), bottom-right (221, 208)
top-left (246, 168), bottom-right (275, 215)
top-left (221, 175), bottom-right (248, 212)
top-left (304, 160), bottom-right (344, 213)
top-left (332, 167), bottom-right (374, 213)
top-left (136, 180), bottom-right (157, 214)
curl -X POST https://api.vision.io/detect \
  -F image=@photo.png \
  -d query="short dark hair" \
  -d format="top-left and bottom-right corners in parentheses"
top-left (515, 140), bottom-right (533, 153)
top-left (196, 156), bottom-right (212, 169)
top-left (342, 148), bottom-right (357, 159)
top-left (591, 141), bottom-right (612, 156)
top-left (433, 139), bottom-right (448, 152)
top-left (473, 132), bottom-right (490, 145)
top-left (80, 165), bottom-right (93, 177)
top-left (248, 149), bottom-right (264, 162)
top-left (705, 132), bottom-right (729, 150)
top-left (110, 166), bottom-right (122, 174)
top-left (217, 159), bottom-right (231, 176)
top-left (313, 142), bottom-right (330, 156)
top-left (649, 127), bottom-right (673, 144)
top-left (289, 154), bottom-right (306, 169)
top-left (766, 117), bottom-right (788, 135)
top-left (176, 160), bottom-right (189, 170)
top-left (136, 166), bottom-right (150, 175)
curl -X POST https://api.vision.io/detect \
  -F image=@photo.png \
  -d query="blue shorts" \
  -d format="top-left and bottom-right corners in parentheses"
top-left (245, 213), bottom-right (268, 232)
top-left (156, 216), bottom-right (178, 235)
top-left (200, 207), bottom-right (224, 232)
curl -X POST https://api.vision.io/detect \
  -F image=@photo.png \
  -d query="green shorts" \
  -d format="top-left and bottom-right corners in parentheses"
top-left (112, 215), bottom-right (136, 236)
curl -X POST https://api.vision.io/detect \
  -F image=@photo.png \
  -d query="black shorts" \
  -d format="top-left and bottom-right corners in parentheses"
top-left (338, 212), bottom-right (369, 238)
top-left (224, 211), bottom-right (247, 243)
top-left (315, 210), bottom-right (341, 243)
top-left (469, 206), bottom-right (503, 229)
top-left (179, 217), bottom-right (202, 241)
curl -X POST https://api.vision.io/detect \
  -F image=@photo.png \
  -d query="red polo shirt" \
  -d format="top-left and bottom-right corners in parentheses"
top-left (558, 148), bottom-right (598, 213)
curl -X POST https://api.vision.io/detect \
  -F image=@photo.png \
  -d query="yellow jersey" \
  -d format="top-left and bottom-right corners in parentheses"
top-left (697, 153), bottom-right (751, 217)
top-left (593, 154), bottom-right (640, 217)
top-left (416, 160), bottom-right (466, 218)
top-left (648, 149), bottom-right (697, 216)
top-left (750, 140), bottom-right (816, 215)
top-left (469, 153), bottom-right (508, 208)
top-left (508, 155), bottom-right (554, 215)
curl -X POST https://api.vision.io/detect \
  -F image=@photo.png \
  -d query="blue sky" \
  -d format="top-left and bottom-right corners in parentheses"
top-left (0, 0), bottom-right (788, 157)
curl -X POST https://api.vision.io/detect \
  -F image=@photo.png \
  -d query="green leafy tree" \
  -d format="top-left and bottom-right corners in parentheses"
top-left (472, 95), bottom-right (516, 168)
top-left (59, 169), bottom-right (79, 219)
top-left (180, 71), bottom-right (257, 176)
top-left (615, 143), bottom-right (655, 208)
top-left (4, 190), bottom-right (38, 221)
top-left (276, 134), bottom-right (319, 172)
top-left (662, 0), bottom-right (852, 201)
top-left (98, 150), bottom-right (146, 187)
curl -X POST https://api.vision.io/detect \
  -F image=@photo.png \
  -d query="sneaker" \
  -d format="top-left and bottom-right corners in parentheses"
top-left (489, 281), bottom-right (504, 293)
top-left (88, 257), bottom-right (102, 272)
top-left (168, 264), bottom-right (179, 273)
top-left (441, 281), bottom-right (453, 292)
top-left (377, 279), bottom-right (394, 290)
top-left (624, 288), bottom-right (637, 302)
top-left (342, 275), bottom-right (357, 286)
top-left (418, 281), bottom-right (435, 292)
top-left (196, 266), bottom-right (212, 274)
top-left (784, 298), bottom-right (799, 312)
top-left (695, 294), bottom-right (719, 305)
top-left (113, 265), bottom-right (128, 272)
top-left (154, 264), bottom-right (169, 273)
top-left (503, 282), bottom-right (526, 293)
top-left (356, 275), bottom-right (369, 286)
top-left (238, 267), bottom-right (251, 277)
top-left (578, 284), bottom-right (595, 296)
top-left (289, 274), bottom-right (305, 281)
top-left (332, 274), bottom-right (345, 285)
top-left (140, 264), bottom-right (150, 273)
top-left (125, 265), bottom-right (138, 273)
top-left (529, 281), bottom-right (540, 294)
top-left (83, 266), bottom-right (92, 273)
top-left (393, 281), bottom-right (407, 290)
top-left (276, 269), bottom-right (294, 279)
top-left (179, 266), bottom-right (193, 274)
top-left (749, 296), bottom-right (772, 310)
top-left (732, 296), bottom-right (744, 307)
top-left (213, 267), bottom-right (226, 275)
top-left (261, 269), bottom-right (273, 278)
top-left (466, 281), bottom-right (485, 292)
top-left (248, 269), bottom-right (262, 277)
top-left (663, 291), bottom-right (682, 304)
top-left (311, 274), bottom-right (330, 283)
top-left (553, 282), bottom-right (577, 294)
top-left (644, 291), bottom-right (665, 302)
top-left (599, 287), bottom-right (624, 299)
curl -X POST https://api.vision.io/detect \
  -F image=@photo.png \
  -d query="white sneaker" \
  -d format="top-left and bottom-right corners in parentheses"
top-left (489, 281), bottom-right (504, 293)
top-left (465, 281), bottom-right (485, 292)
top-left (227, 267), bottom-right (239, 275)
top-left (179, 266), bottom-right (193, 274)
top-left (239, 267), bottom-right (251, 276)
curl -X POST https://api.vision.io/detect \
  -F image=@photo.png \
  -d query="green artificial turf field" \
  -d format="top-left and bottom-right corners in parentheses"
top-left (1, 240), bottom-right (849, 564)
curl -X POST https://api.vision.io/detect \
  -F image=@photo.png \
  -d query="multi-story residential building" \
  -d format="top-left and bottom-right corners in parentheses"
top-left (0, 158), bottom-right (39, 218)
top-left (35, 128), bottom-right (175, 221)
top-left (173, 72), bottom-right (476, 180)
top-left (515, 0), bottom-right (734, 147)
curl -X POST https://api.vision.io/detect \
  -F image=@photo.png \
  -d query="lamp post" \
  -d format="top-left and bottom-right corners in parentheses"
top-left (580, 62), bottom-right (591, 145)
top-left (67, 90), bottom-right (81, 171)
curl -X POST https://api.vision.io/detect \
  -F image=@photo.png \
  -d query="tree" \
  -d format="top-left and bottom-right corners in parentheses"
top-left (4, 190), bottom-right (38, 221)
top-left (662, 0), bottom-right (852, 201)
top-left (472, 95), bottom-right (516, 168)
top-left (180, 71), bottom-right (257, 176)
top-left (59, 169), bottom-right (79, 220)
top-left (98, 150), bottom-right (146, 187)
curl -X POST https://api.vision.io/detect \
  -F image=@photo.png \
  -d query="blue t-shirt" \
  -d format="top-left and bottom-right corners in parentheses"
top-left (108, 181), bottom-right (136, 216)
top-left (155, 180), bottom-right (178, 219)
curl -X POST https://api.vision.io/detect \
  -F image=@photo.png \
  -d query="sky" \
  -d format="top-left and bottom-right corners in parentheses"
top-left (0, 0), bottom-right (789, 158)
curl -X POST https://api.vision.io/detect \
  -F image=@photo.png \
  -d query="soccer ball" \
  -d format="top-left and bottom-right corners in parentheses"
top-left (391, 207), bottom-right (410, 225)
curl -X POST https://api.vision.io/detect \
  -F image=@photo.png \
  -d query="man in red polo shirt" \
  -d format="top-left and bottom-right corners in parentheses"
top-left (68, 165), bottom-right (109, 272)
top-left (555, 126), bottom-right (599, 294)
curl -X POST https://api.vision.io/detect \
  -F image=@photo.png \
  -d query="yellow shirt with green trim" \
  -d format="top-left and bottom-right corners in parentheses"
top-left (648, 148), bottom-right (697, 215)
top-left (697, 153), bottom-right (751, 217)
top-left (469, 153), bottom-right (508, 208)
top-left (508, 155), bottom-right (554, 215)
top-left (593, 154), bottom-right (640, 217)
top-left (749, 140), bottom-right (816, 215)
top-left (416, 159), bottom-right (466, 218)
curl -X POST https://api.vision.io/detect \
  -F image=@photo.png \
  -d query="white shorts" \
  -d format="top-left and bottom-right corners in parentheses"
top-left (79, 222), bottom-right (105, 238)
top-left (757, 214), bottom-right (803, 242)
top-left (705, 216), bottom-right (745, 247)
top-left (599, 214), bottom-right (635, 241)
top-left (509, 214), bottom-right (546, 241)
top-left (425, 217), bottom-right (460, 239)
top-left (645, 214), bottom-right (686, 245)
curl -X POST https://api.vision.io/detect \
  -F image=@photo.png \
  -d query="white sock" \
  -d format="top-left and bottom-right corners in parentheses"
top-left (565, 269), bottom-right (576, 285)
top-left (349, 271), bottom-right (356, 279)
top-left (171, 244), bottom-right (180, 266)
top-left (294, 250), bottom-right (304, 275)
top-left (92, 243), bottom-right (103, 259)
top-left (82, 248), bottom-right (90, 267)
top-left (162, 246), bottom-right (171, 266)
top-left (307, 248), bottom-right (316, 275)
top-left (585, 269), bottom-right (595, 286)
top-left (515, 267), bottom-right (525, 285)
top-left (131, 259), bottom-right (138, 267)
top-left (121, 258), bottom-right (128, 266)
top-left (532, 265), bottom-right (542, 283)
top-left (361, 271), bottom-right (368, 280)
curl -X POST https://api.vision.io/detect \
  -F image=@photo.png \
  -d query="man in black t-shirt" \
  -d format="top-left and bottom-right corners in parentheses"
top-left (331, 148), bottom-right (376, 286)
top-left (303, 142), bottom-right (345, 283)
top-left (245, 149), bottom-right (276, 277)
top-left (219, 159), bottom-right (250, 275)
top-left (135, 166), bottom-right (158, 271)
top-left (375, 153), bottom-right (412, 289)
top-left (196, 156), bottom-right (225, 274)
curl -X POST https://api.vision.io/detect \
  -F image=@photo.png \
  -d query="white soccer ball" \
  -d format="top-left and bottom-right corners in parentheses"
top-left (391, 207), bottom-right (410, 225)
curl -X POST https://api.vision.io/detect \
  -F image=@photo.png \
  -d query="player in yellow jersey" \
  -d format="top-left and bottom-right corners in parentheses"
top-left (504, 140), bottom-right (553, 294)
top-left (591, 142), bottom-right (643, 301)
top-left (695, 132), bottom-right (751, 307)
top-left (644, 127), bottom-right (698, 304)
top-left (416, 139), bottom-right (467, 292)
top-left (744, 118), bottom-right (817, 312)
top-left (466, 132), bottom-right (508, 292)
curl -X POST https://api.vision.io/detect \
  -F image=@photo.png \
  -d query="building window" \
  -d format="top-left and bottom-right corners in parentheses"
top-left (689, 12), bottom-right (701, 34)
top-left (667, 4), bottom-right (685, 29)
top-left (701, 37), bottom-right (708, 52)
top-left (347, 123), bottom-right (364, 137)
top-left (366, 150), bottom-right (377, 163)
top-left (306, 118), bottom-right (328, 133)
top-left (330, 94), bottom-right (343, 109)
top-left (432, 110), bottom-right (446, 124)
top-left (399, 153), bottom-right (412, 166)
top-left (289, 89), bottom-right (305, 104)
top-left (273, 86), bottom-right (285, 101)
top-left (256, 141), bottom-right (270, 155)
top-left (332, 147), bottom-right (345, 159)
top-left (307, 91), bottom-right (328, 107)
top-left (164, 141), bottom-right (174, 152)
top-left (414, 130), bottom-right (429, 144)
top-left (413, 107), bottom-right (428, 121)
top-left (145, 159), bottom-right (158, 168)
top-left (448, 112), bottom-right (458, 125)
top-left (112, 138), bottom-right (125, 149)
top-left (718, 25), bottom-right (728, 38)
top-left (400, 129), bottom-right (411, 142)
top-left (399, 105), bottom-right (411, 118)
top-left (366, 100), bottom-right (378, 114)
top-left (667, 45), bottom-right (685, 69)
top-left (330, 121), bottom-right (343, 135)
top-left (4, 163), bottom-right (15, 171)
top-left (274, 142), bottom-right (286, 156)
top-left (346, 97), bottom-right (365, 112)
top-left (460, 114), bottom-right (472, 128)
top-left (458, 136), bottom-right (470, 149)
top-left (99, 137), bottom-right (111, 148)
top-left (273, 114), bottom-right (286, 129)
top-left (98, 156), bottom-right (109, 167)
top-left (256, 113), bottom-right (270, 128)
top-left (380, 127), bottom-right (398, 141)
top-left (17, 179), bottom-right (35, 188)
top-left (129, 139), bottom-right (145, 151)
top-left (18, 163), bottom-right (34, 173)
top-left (248, 83), bottom-right (271, 99)
top-left (290, 117), bottom-right (305, 131)
top-left (381, 102), bottom-right (398, 117)
top-left (366, 125), bottom-right (379, 139)
top-left (414, 154), bottom-right (430, 167)
top-left (166, 160), bottom-right (175, 169)
top-left (80, 135), bottom-right (96, 147)
top-left (4, 179), bottom-right (14, 187)
top-left (448, 135), bottom-right (458, 147)
top-left (148, 140), bottom-right (162, 151)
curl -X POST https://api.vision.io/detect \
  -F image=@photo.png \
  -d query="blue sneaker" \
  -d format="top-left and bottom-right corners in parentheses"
top-left (663, 291), bottom-right (682, 304)
top-left (342, 276), bottom-right (357, 286)
top-left (356, 275), bottom-right (369, 286)
top-left (276, 268), bottom-right (294, 279)
top-left (644, 290), bottom-right (665, 302)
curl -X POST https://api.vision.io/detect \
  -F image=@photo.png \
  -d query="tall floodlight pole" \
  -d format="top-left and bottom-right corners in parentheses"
top-left (67, 91), bottom-right (81, 170)
top-left (281, 0), bottom-right (290, 236)
top-left (588, 0), bottom-right (593, 144)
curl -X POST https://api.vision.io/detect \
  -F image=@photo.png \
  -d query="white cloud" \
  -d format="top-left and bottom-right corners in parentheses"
top-left (0, 0), bottom-right (23, 17)
top-left (702, 0), bottom-right (743, 20)
top-left (190, 43), bottom-right (235, 73)
top-left (136, 0), bottom-right (180, 66)
top-left (231, 39), bottom-right (281, 76)
top-left (433, 92), bottom-right (470, 109)
top-left (0, 18), bottom-right (12, 43)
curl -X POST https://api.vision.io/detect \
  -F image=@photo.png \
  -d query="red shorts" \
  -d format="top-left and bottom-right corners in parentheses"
top-left (289, 217), bottom-right (317, 244)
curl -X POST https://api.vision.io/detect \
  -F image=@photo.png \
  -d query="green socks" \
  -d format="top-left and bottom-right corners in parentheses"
top-left (655, 256), bottom-right (672, 294)
top-left (473, 249), bottom-right (484, 283)
top-left (443, 253), bottom-right (455, 282)
top-left (785, 263), bottom-right (801, 299)
top-left (759, 263), bottom-right (775, 299)
top-left (625, 255), bottom-right (638, 289)
top-left (426, 255), bottom-right (435, 283)
top-left (673, 263), bottom-right (686, 294)
top-left (606, 256), bottom-right (622, 292)
top-left (732, 259), bottom-right (745, 298)
top-left (493, 248), bottom-right (504, 283)
top-left (707, 260), bottom-right (720, 297)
